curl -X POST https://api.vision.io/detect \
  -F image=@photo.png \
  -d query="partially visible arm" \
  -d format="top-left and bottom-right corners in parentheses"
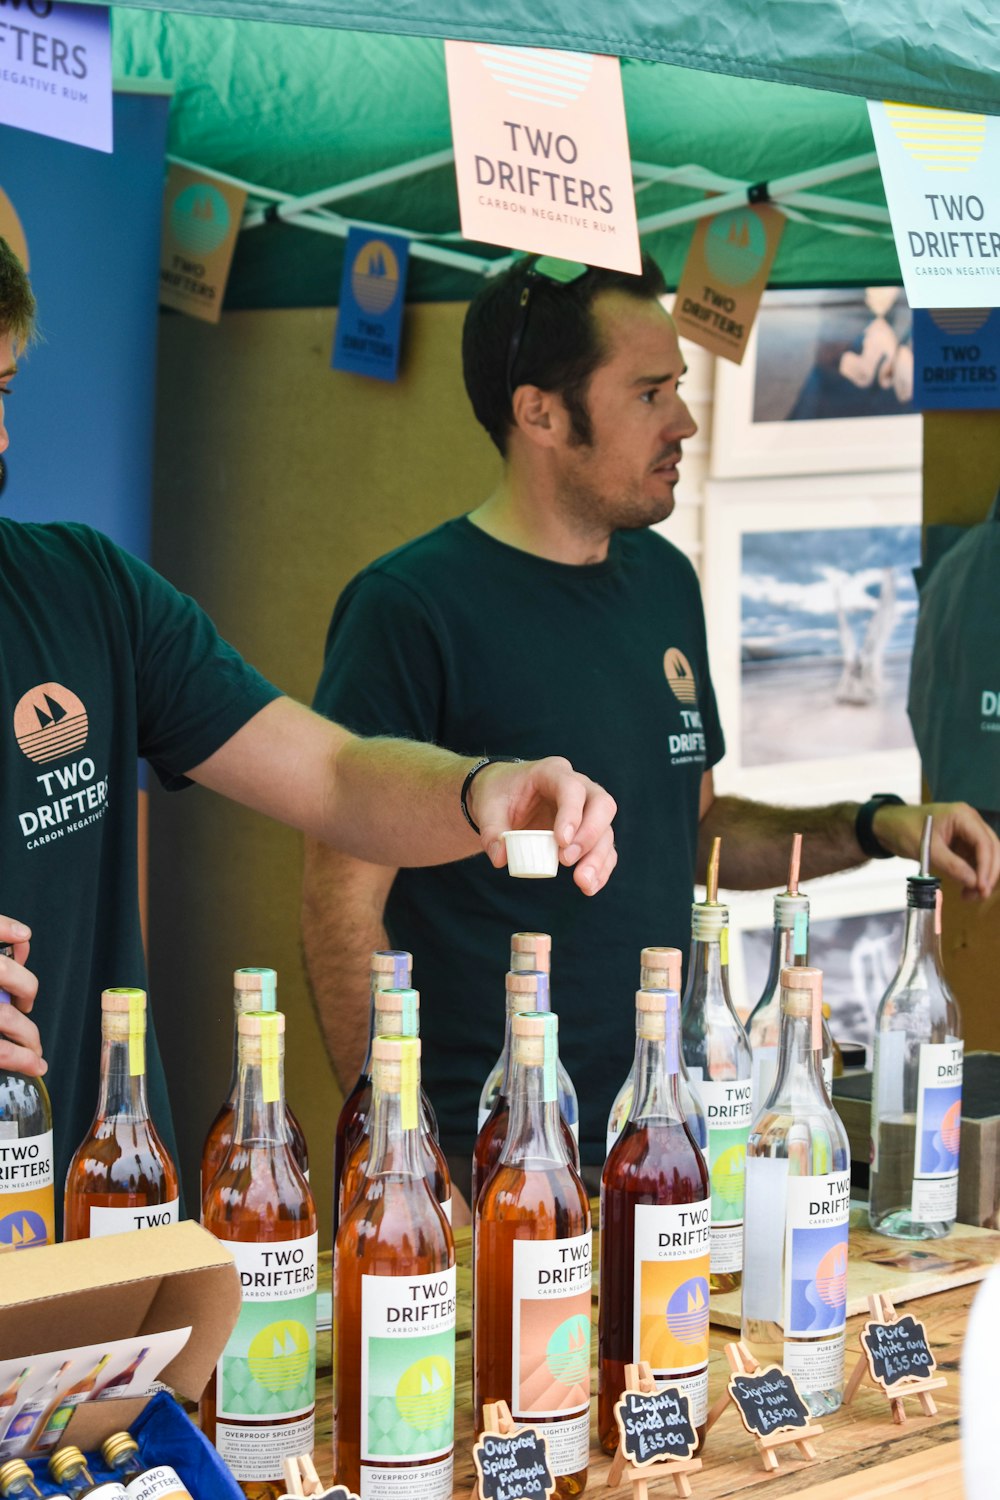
top-left (300, 839), bottom-right (394, 1090)
top-left (187, 698), bottom-right (618, 889)
top-left (697, 771), bottom-right (1000, 899)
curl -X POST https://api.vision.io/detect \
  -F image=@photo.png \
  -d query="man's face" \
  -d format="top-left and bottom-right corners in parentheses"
top-left (551, 291), bottom-right (696, 535)
top-left (0, 333), bottom-right (16, 457)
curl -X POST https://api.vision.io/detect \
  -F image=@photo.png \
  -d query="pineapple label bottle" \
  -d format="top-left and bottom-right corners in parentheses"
top-left (869, 827), bottom-right (962, 1240)
top-left (339, 992), bottom-right (451, 1226)
top-left (606, 948), bottom-right (706, 1157)
top-left (475, 1013), bottom-right (591, 1498)
top-left (0, 945), bottom-right (55, 1251)
top-left (334, 951), bottom-right (415, 1238)
top-left (599, 989), bottom-right (710, 1455)
top-left (202, 969), bottom-right (308, 1210)
top-left (334, 1037), bottom-right (456, 1499)
top-left (742, 967), bottom-right (851, 1415)
top-left (64, 990), bottom-right (179, 1240)
top-left (201, 1011), bottom-right (317, 1497)
top-left (681, 841), bottom-right (752, 1293)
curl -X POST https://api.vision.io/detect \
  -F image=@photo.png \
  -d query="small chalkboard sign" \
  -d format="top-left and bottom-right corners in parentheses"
top-left (320, 1490), bottom-right (360, 1500)
top-left (279, 1456), bottom-right (360, 1500)
top-left (614, 1385), bottom-right (698, 1467)
top-left (472, 1409), bottom-right (555, 1500)
top-left (728, 1366), bottom-right (811, 1440)
top-left (862, 1313), bottom-right (936, 1390)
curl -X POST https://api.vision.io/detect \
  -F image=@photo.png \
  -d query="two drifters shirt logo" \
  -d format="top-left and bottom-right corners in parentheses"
top-left (14, 682), bottom-right (108, 850)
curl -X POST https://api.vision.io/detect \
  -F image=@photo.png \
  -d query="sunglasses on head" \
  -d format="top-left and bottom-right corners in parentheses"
top-left (505, 256), bottom-right (590, 403)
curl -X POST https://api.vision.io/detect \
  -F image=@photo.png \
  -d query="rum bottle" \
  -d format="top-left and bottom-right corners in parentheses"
top-left (0, 1461), bottom-right (47, 1500)
top-left (680, 839), bottom-right (752, 1292)
top-left (339, 990), bottom-right (451, 1224)
top-left (475, 1012), bottom-right (591, 1498)
top-left (201, 1010), bottom-right (317, 1498)
top-left (101, 1431), bottom-right (193, 1500)
top-left (31, 1352), bottom-right (111, 1453)
top-left (334, 1036), bottom-right (456, 1498)
top-left (201, 968), bottom-right (308, 1208)
top-left (479, 940), bottom-right (579, 1143)
top-left (333, 950), bottom-right (418, 1238)
top-left (742, 967), bottom-right (851, 1415)
top-left (599, 988), bottom-right (710, 1454)
top-left (0, 944), bottom-right (55, 1251)
top-left (606, 948), bottom-right (706, 1156)
top-left (64, 990), bottom-right (179, 1240)
top-left (48, 1446), bottom-right (125, 1500)
top-left (869, 819), bottom-right (962, 1240)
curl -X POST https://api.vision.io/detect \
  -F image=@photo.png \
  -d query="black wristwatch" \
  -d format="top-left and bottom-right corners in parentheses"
top-left (855, 793), bottom-right (905, 859)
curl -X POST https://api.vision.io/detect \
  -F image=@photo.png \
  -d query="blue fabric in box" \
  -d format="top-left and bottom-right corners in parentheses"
top-left (24, 1392), bottom-right (244, 1500)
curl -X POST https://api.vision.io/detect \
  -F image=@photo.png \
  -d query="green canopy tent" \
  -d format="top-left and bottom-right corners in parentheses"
top-left (95, 2), bottom-right (998, 307)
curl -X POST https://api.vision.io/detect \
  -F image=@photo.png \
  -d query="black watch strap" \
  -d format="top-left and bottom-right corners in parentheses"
top-left (460, 755), bottom-right (524, 836)
top-left (855, 793), bottom-right (905, 859)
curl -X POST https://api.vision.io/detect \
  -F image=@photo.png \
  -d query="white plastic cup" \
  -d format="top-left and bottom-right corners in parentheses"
top-left (502, 830), bottom-right (559, 878)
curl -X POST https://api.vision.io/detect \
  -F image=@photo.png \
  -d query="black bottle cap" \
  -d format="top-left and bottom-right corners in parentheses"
top-left (907, 874), bottom-right (940, 909)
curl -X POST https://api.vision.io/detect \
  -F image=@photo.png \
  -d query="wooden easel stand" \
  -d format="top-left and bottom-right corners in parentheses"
top-left (704, 1341), bottom-right (823, 1474)
top-left (843, 1293), bottom-right (948, 1425)
top-left (608, 1362), bottom-right (703, 1498)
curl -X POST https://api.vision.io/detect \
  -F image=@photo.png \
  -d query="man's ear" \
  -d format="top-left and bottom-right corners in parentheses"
top-left (511, 383), bottom-right (567, 449)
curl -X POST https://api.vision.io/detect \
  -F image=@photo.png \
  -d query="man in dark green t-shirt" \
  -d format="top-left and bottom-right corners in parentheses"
top-left (0, 238), bottom-right (618, 1233)
top-left (303, 252), bottom-right (1000, 1195)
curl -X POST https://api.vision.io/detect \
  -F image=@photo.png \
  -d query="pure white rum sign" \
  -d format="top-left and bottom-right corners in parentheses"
top-left (445, 40), bottom-right (640, 272)
top-left (868, 102), bottom-right (1000, 309)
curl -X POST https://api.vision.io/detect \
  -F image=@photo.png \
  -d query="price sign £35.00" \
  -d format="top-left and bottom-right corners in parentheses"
top-left (614, 1386), bottom-right (698, 1467)
top-left (728, 1368), bottom-right (811, 1440)
top-left (862, 1314), bottom-right (937, 1390)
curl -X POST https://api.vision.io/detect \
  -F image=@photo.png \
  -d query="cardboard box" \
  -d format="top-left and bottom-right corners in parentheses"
top-left (0, 1221), bottom-right (242, 1483)
top-left (832, 1050), bottom-right (1000, 1227)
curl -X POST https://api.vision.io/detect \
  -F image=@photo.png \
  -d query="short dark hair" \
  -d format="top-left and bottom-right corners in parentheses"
top-left (462, 252), bottom-right (667, 456)
top-left (0, 237), bottom-right (35, 349)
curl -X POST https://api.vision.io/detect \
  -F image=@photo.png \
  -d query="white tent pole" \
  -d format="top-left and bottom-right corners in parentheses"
top-left (241, 149), bottom-right (456, 230)
top-left (635, 150), bottom-right (884, 233)
top-left (283, 208), bottom-right (496, 274)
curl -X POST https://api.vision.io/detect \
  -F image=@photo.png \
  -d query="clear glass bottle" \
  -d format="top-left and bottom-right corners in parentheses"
top-left (334, 1037), bottom-right (456, 1499)
top-left (479, 944), bottom-right (578, 1143)
top-left (201, 968), bottom-right (308, 1209)
top-left (680, 841), bottom-right (753, 1293)
top-left (64, 990), bottom-right (179, 1240)
top-left (0, 944), bottom-right (55, 1251)
top-left (201, 1011), bottom-right (317, 1499)
top-left (869, 849), bottom-right (962, 1240)
top-left (32, 1352), bottom-right (112, 1453)
top-left (0, 1460), bottom-right (48, 1500)
top-left (48, 1446), bottom-right (125, 1500)
top-left (606, 948), bottom-right (706, 1156)
top-left (333, 951), bottom-right (418, 1239)
top-left (742, 967), bottom-right (851, 1416)
top-left (101, 1431), bottom-right (193, 1500)
top-left (339, 992), bottom-right (451, 1225)
top-left (599, 989), bottom-right (710, 1455)
top-left (475, 1012), bottom-right (591, 1499)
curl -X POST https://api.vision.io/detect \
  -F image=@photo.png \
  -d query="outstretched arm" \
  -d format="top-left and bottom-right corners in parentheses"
top-left (697, 771), bottom-right (1000, 899)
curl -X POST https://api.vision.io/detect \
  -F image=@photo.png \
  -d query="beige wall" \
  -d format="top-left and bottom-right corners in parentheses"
top-left (923, 411), bottom-right (1000, 1054)
top-left (148, 303), bottom-right (500, 1246)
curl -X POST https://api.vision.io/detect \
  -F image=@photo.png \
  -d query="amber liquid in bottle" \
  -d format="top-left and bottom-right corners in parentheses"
top-left (64, 989), bottom-right (179, 1240)
top-left (201, 968), bottom-right (308, 1208)
top-left (334, 1036), bottom-right (456, 1498)
top-left (202, 1010), bottom-right (317, 1500)
top-left (599, 989), bottom-right (710, 1455)
top-left (476, 1012), bottom-right (591, 1498)
top-left (334, 952), bottom-right (414, 1238)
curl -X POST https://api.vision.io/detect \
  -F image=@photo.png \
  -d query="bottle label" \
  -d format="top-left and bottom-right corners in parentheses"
top-left (361, 1265), bottom-right (456, 1466)
top-left (632, 1202), bottom-right (710, 1379)
top-left (360, 1453), bottom-right (453, 1500)
top-left (782, 1333), bottom-right (845, 1400)
top-left (0, 1128), bottom-right (55, 1250)
top-left (216, 1231), bottom-right (318, 1473)
top-left (34, 1386), bottom-right (93, 1449)
top-left (784, 1172), bottom-right (850, 1338)
top-left (87, 1198), bottom-right (180, 1238)
top-left (911, 1041), bottom-right (962, 1223)
top-left (511, 1233), bottom-right (591, 1426)
top-left (88, 1486), bottom-right (128, 1500)
top-left (123, 1467), bottom-right (192, 1500)
top-left (699, 1079), bottom-right (752, 1273)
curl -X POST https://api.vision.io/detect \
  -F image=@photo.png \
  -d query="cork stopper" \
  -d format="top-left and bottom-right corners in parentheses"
top-left (372, 1035), bottom-right (421, 1064)
top-left (371, 950), bottom-right (413, 990)
top-left (505, 969), bottom-right (549, 1013)
top-left (787, 832), bottom-right (802, 895)
top-left (372, 1035), bottom-right (421, 1114)
top-left (238, 1010), bottom-right (285, 1036)
top-left (48, 1449), bottom-right (89, 1485)
top-left (100, 1434), bottom-right (139, 1467)
top-left (101, 987), bottom-right (146, 1013)
top-left (780, 965), bottom-right (823, 1045)
top-left (101, 989), bottom-right (147, 1065)
top-left (510, 932), bottom-right (552, 973)
top-left (640, 946), bottom-right (682, 989)
top-left (373, 987), bottom-right (421, 1038)
top-left (635, 986), bottom-right (680, 1039)
top-left (233, 967), bottom-right (277, 1011)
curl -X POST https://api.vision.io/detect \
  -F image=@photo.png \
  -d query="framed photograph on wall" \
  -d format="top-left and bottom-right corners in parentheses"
top-left (703, 472), bottom-right (922, 805)
top-left (711, 287), bottom-right (922, 478)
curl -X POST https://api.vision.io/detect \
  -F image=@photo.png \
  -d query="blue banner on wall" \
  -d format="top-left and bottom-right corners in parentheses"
top-left (332, 227), bottom-right (410, 382)
top-left (0, 91), bottom-right (169, 557)
top-left (912, 307), bottom-right (1000, 411)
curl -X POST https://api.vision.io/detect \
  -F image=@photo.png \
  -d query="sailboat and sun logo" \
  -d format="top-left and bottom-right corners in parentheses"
top-left (14, 682), bottom-right (89, 765)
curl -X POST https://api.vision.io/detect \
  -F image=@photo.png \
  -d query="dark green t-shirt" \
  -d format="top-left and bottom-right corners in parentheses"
top-left (314, 518), bottom-right (725, 1165)
top-left (1, 521), bottom-right (281, 1223)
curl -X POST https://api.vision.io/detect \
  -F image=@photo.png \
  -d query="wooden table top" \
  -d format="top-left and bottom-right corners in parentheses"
top-left (316, 1208), bottom-right (996, 1499)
